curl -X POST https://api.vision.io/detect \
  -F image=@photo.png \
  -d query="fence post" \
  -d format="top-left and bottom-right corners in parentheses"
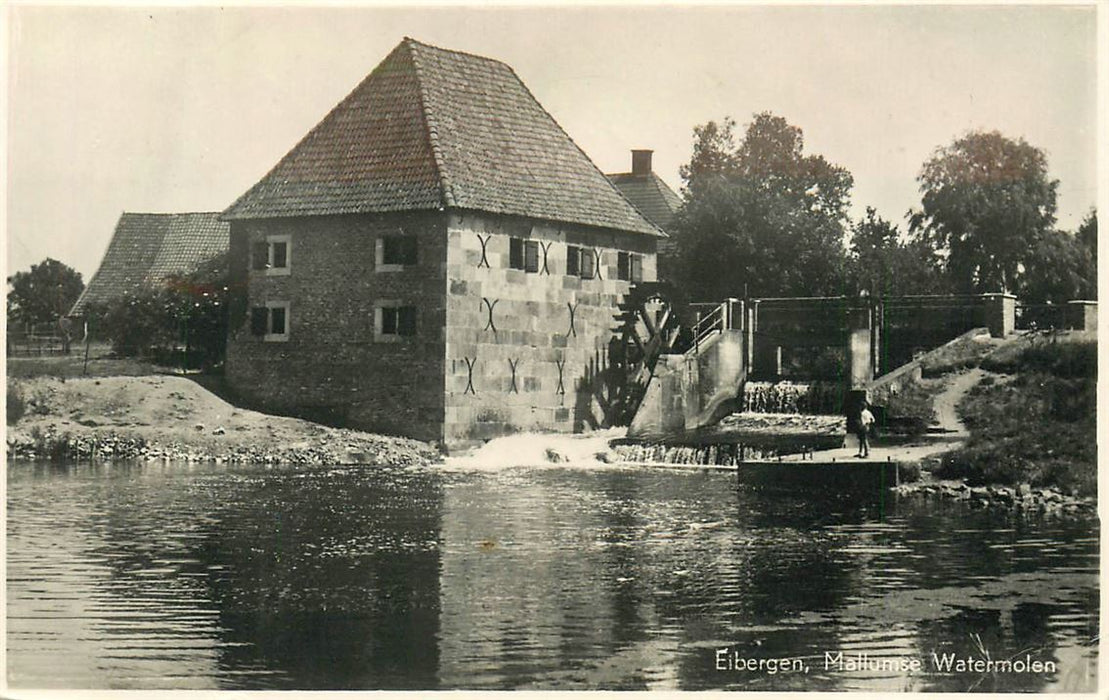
top-left (83, 317), bottom-right (92, 375)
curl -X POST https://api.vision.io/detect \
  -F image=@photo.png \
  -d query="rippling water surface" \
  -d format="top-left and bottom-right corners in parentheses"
top-left (6, 461), bottom-right (1098, 691)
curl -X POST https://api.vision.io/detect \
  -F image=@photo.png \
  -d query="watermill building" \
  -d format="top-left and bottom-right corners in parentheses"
top-left (222, 38), bottom-right (664, 446)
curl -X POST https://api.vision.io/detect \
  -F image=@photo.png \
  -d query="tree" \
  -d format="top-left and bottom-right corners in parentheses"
top-left (6, 258), bottom-right (85, 327)
top-left (1076, 208), bottom-right (1097, 264)
top-left (1018, 230), bottom-right (1093, 304)
top-left (909, 131), bottom-right (1058, 294)
top-left (90, 253), bottom-right (230, 367)
top-left (849, 207), bottom-right (946, 296)
top-left (669, 112), bottom-right (854, 301)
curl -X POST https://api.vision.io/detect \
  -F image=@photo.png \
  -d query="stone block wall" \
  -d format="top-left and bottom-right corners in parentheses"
top-left (225, 212), bottom-right (448, 441)
top-left (442, 211), bottom-right (658, 446)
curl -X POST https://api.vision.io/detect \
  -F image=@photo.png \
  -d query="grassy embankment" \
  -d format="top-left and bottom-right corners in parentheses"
top-left (7, 346), bottom-right (440, 466)
top-left (936, 334), bottom-right (1096, 497)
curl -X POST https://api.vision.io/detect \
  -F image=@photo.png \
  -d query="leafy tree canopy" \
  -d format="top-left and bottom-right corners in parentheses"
top-left (1076, 208), bottom-right (1097, 261)
top-left (670, 113), bottom-right (854, 301)
top-left (849, 207), bottom-right (947, 296)
top-left (909, 130), bottom-right (1058, 294)
top-left (6, 258), bottom-right (85, 326)
top-left (1019, 229), bottom-right (1095, 304)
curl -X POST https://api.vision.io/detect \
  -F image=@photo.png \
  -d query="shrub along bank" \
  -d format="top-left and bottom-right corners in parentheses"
top-left (935, 338), bottom-right (1096, 497)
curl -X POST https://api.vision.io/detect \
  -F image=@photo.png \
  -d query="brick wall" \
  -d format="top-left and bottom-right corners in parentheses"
top-left (442, 211), bottom-right (658, 445)
top-left (225, 212), bottom-right (447, 442)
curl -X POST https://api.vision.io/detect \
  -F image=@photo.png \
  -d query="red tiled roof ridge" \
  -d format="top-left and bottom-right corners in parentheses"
top-left (222, 38), bottom-right (661, 236)
top-left (404, 39), bottom-right (456, 209)
top-left (221, 40), bottom-right (437, 221)
top-left (502, 57), bottom-right (665, 238)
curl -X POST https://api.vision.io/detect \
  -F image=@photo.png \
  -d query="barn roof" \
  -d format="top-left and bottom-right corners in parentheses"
top-left (223, 38), bottom-right (662, 237)
top-left (607, 171), bottom-right (683, 234)
top-left (70, 212), bottom-right (229, 316)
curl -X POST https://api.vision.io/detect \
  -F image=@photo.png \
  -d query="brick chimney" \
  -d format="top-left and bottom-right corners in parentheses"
top-left (631, 149), bottom-right (654, 176)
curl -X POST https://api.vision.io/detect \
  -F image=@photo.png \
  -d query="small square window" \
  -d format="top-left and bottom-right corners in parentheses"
top-left (250, 302), bottom-right (290, 341)
top-left (509, 238), bottom-right (540, 273)
top-left (618, 252), bottom-right (643, 282)
top-left (253, 235), bottom-right (291, 275)
top-left (383, 236), bottom-right (418, 266)
top-left (376, 302), bottom-right (418, 341)
top-left (376, 231), bottom-right (418, 271)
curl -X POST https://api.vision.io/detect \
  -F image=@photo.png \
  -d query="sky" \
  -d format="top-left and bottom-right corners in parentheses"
top-left (5, 3), bottom-right (1100, 282)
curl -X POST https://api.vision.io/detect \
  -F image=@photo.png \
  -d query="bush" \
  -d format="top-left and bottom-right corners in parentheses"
top-left (881, 380), bottom-right (939, 436)
top-left (7, 383), bottom-right (26, 425)
top-left (981, 336), bottom-right (1096, 377)
top-left (87, 254), bottom-right (229, 367)
top-left (935, 370), bottom-right (1096, 496)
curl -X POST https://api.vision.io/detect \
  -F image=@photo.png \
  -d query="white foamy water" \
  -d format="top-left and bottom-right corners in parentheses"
top-left (443, 428), bottom-right (628, 470)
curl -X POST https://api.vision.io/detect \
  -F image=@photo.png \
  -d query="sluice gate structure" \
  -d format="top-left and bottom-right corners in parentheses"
top-left (621, 291), bottom-right (1029, 449)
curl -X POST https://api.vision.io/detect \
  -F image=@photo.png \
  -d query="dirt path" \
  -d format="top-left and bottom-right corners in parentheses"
top-left (930, 368), bottom-right (985, 436)
top-left (780, 369), bottom-right (987, 464)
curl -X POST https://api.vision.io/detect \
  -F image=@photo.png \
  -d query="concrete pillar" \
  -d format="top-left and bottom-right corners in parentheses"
top-left (746, 302), bottom-right (758, 377)
top-left (845, 306), bottom-right (872, 390)
top-left (982, 293), bottom-right (1016, 338)
top-left (1066, 300), bottom-right (1098, 331)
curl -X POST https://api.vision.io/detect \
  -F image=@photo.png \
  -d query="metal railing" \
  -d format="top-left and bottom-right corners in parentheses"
top-left (690, 298), bottom-right (742, 352)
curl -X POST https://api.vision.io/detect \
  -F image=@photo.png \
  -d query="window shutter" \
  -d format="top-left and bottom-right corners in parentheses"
top-left (566, 246), bottom-right (580, 276)
top-left (509, 238), bottom-right (524, 269)
top-left (631, 254), bottom-right (643, 283)
top-left (398, 306), bottom-right (417, 336)
top-left (580, 249), bottom-right (595, 279)
top-left (402, 237), bottom-right (418, 265)
top-left (524, 241), bottom-right (539, 273)
top-left (250, 307), bottom-right (268, 335)
top-left (252, 242), bottom-right (269, 270)
top-left (617, 252), bottom-right (630, 281)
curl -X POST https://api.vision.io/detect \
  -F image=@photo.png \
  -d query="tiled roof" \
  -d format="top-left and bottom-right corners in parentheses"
top-left (607, 172), bottom-right (683, 233)
top-left (223, 38), bottom-right (662, 237)
top-left (70, 212), bottom-right (229, 316)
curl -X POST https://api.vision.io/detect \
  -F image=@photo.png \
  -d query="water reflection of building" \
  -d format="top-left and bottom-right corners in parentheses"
top-left (435, 470), bottom-right (859, 690)
top-left (191, 469), bottom-right (445, 689)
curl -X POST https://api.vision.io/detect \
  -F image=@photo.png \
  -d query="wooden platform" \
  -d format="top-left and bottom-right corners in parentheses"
top-left (622, 457), bottom-right (903, 492)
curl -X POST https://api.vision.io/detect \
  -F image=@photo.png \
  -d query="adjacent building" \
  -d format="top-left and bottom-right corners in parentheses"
top-left (607, 149), bottom-right (683, 255)
top-left (69, 212), bottom-right (229, 316)
top-left (222, 38), bottom-right (664, 446)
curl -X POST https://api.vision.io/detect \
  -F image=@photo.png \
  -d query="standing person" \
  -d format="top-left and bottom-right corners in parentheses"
top-left (856, 400), bottom-right (875, 458)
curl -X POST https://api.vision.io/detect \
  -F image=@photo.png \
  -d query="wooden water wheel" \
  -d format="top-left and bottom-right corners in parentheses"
top-left (608, 282), bottom-right (690, 425)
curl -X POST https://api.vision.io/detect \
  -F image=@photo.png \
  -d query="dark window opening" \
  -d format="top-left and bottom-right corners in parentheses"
top-left (509, 238), bottom-right (524, 270)
top-left (270, 306), bottom-right (286, 335)
top-left (271, 241), bottom-right (288, 269)
top-left (381, 305), bottom-right (417, 337)
top-left (383, 236), bottom-right (418, 266)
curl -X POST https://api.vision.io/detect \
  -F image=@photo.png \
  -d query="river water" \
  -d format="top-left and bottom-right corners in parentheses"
top-left (6, 460), bottom-right (1098, 691)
